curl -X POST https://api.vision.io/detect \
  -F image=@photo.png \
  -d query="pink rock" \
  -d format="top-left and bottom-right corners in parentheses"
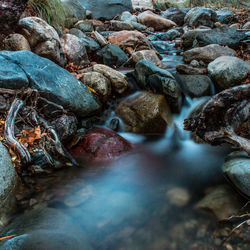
top-left (70, 128), bottom-right (132, 162)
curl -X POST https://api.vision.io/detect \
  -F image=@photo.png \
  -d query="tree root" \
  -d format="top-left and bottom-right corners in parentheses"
top-left (184, 84), bottom-right (250, 155)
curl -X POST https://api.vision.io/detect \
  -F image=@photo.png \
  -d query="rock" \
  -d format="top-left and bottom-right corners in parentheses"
top-left (0, 142), bottom-right (18, 226)
top-left (0, 50), bottom-right (100, 116)
top-left (163, 29), bottom-right (181, 40)
top-left (93, 31), bottom-right (108, 47)
top-left (3, 33), bottom-right (31, 51)
top-left (0, 207), bottom-right (93, 249)
top-left (176, 64), bottom-right (207, 75)
top-left (182, 29), bottom-right (211, 49)
top-left (69, 28), bottom-right (100, 52)
top-left (161, 8), bottom-right (186, 26)
top-left (61, 34), bottom-right (89, 66)
top-left (230, 23), bottom-right (241, 29)
top-left (134, 60), bottom-right (182, 112)
top-left (163, 0), bottom-right (190, 8)
top-left (78, 0), bottom-right (133, 20)
top-left (80, 64), bottom-right (129, 94)
top-left (208, 56), bottom-right (249, 90)
top-left (137, 10), bottom-right (176, 31)
top-left (70, 128), bottom-right (132, 162)
top-left (97, 44), bottom-right (128, 67)
top-left (50, 114), bottom-right (78, 142)
top-left (195, 185), bottom-right (242, 220)
top-left (223, 151), bottom-right (250, 197)
top-left (194, 26), bottom-right (247, 49)
top-left (117, 91), bottom-right (172, 134)
top-left (110, 20), bottom-right (147, 31)
top-left (166, 187), bottom-right (191, 207)
top-left (190, 60), bottom-right (199, 67)
top-left (108, 30), bottom-right (152, 54)
top-left (120, 11), bottom-right (137, 22)
top-left (216, 10), bottom-right (234, 24)
top-left (80, 72), bottom-right (111, 101)
top-left (177, 75), bottom-right (211, 97)
top-left (243, 21), bottom-right (250, 29)
top-left (18, 17), bottom-right (64, 65)
top-left (74, 20), bottom-right (94, 32)
top-left (62, 0), bottom-right (86, 19)
top-left (132, 50), bottom-right (162, 66)
top-left (184, 7), bottom-right (217, 28)
top-left (0, 0), bottom-right (29, 35)
top-left (183, 44), bottom-right (236, 64)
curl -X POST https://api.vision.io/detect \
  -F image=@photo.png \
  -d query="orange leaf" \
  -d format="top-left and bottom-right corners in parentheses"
top-left (0, 235), bottom-right (16, 241)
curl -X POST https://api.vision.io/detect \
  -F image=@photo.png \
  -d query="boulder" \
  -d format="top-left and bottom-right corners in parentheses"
top-left (177, 75), bottom-right (211, 97)
top-left (97, 44), bottom-right (128, 67)
top-left (134, 60), bottom-right (182, 112)
top-left (117, 91), bottom-right (172, 134)
top-left (18, 17), bottom-right (65, 65)
top-left (0, 50), bottom-right (100, 116)
top-left (161, 8), bottom-right (186, 26)
top-left (216, 10), bottom-right (234, 24)
top-left (70, 128), bottom-right (132, 162)
top-left (176, 64), bottom-right (207, 75)
top-left (80, 64), bottom-right (129, 94)
top-left (80, 72), bottom-right (111, 101)
top-left (132, 50), bottom-right (162, 66)
top-left (195, 26), bottom-right (247, 49)
top-left (223, 151), bottom-right (250, 197)
top-left (61, 34), bottom-right (89, 66)
top-left (3, 33), bottom-right (31, 51)
top-left (208, 56), bottom-right (249, 90)
top-left (137, 10), bottom-right (176, 31)
top-left (0, 207), bottom-right (93, 249)
top-left (78, 0), bottom-right (133, 20)
top-left (108, 30), bottom-right (152, 54)
top-left (69, 28), bottom-right (100, 52)
top-left (0, 142), bottom-right (18, 226)
top-left (183, 44), bottom-right (236, 64)
top-left (184, 7), bottom-right (217, 28)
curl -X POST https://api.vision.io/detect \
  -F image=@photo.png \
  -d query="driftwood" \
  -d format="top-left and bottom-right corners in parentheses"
top-left (184, 84), bottom-right (250, 155)
top-left (4, 98), bottom-right (32, 165)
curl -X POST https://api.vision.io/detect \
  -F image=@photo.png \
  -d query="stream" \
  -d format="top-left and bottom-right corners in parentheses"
top-left (1, 38), bottom-right (249, 250)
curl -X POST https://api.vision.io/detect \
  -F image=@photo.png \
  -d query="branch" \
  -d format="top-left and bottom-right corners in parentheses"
top-left (4, 98), bottom-right (31, 165)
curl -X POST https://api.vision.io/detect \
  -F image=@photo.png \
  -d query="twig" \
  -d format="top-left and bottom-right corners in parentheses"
top-left (4, 98), bottom-right (31, 165)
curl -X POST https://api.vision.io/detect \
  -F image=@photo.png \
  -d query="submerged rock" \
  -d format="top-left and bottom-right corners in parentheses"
top-left (208, 56), bottom-right (249, 90)
top-left (0, 208), bottom-right (93, 250)
top-left (183, 44), bottom-right (236, 64)
top-left (117, 91), bottom-right (172, 134)
top-left (184, 7), bottom-right (217, 28)
top-left (0, 50), bottom-right (101, 116)
top-left (166, 187), bottom-right (191, 207)
top-left (0, 142), bottom-right (18, 227)
top-left (70, 128), bottom-right (132, 162)
top-left (223, 151), bottom-right (250, 197)
top-left (137, 10), bottom-right (176, 31)
top-left (195, 185), bottom-right (242, 220)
